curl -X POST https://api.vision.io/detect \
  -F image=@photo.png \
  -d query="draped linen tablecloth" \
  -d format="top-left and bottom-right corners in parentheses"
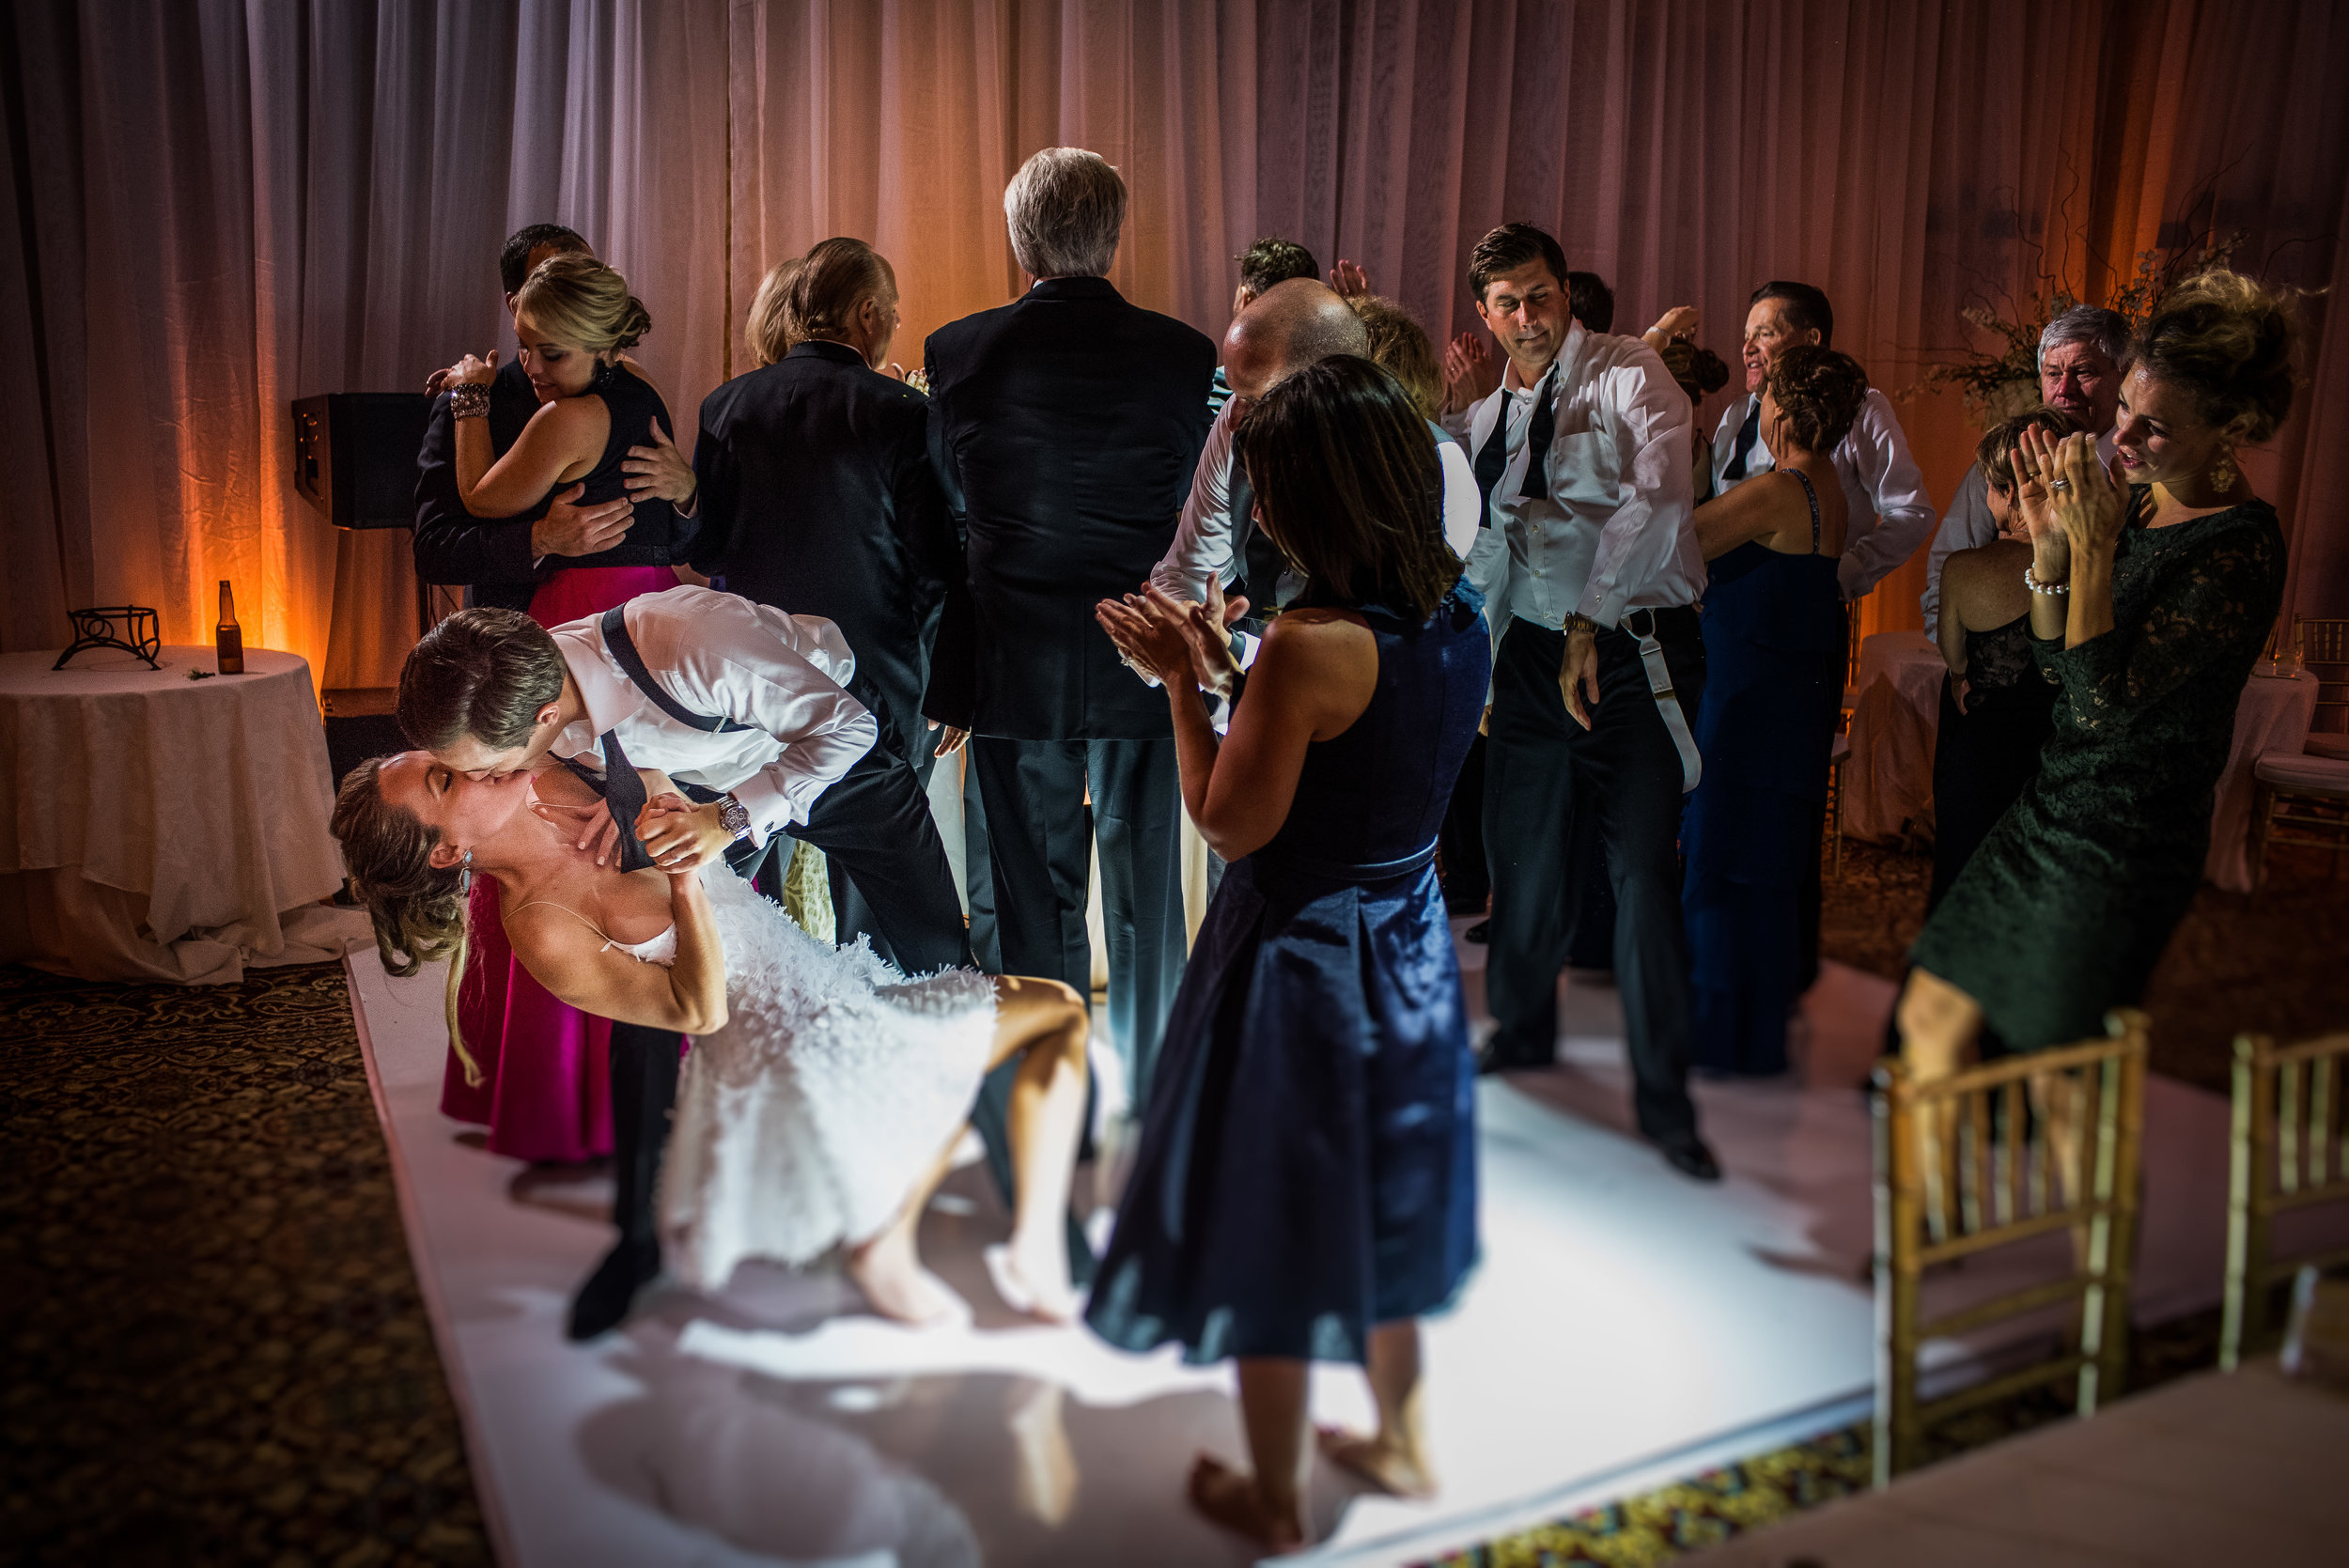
top-left (2206, 668), bottom-right (2321, 893)
top-left (1843, 630), bottom-right (1946, 846)
top-left (0, 645), bottom-right (365, 983)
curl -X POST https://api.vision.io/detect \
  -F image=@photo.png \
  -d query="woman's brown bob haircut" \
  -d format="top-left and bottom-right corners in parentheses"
top-left (1236, 355), bottom-right (1461, 623)
top-left (397, 608), bottom-right (568, 754)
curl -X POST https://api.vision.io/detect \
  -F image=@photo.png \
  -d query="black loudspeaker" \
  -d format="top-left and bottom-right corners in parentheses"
top-left (321, 689), bottom-right (407, 789)
top-left (292, 393), bottom-right (431, 529)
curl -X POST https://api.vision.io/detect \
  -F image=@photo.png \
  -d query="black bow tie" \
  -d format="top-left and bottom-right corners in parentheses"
top-left (1471, 365), bottom-right (1559, 525)
top-left (589, 730), bottom-right (656, 874)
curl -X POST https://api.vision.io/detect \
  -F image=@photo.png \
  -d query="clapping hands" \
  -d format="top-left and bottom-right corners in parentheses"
top-left (1440, 333), bottom-right (1500, 414)
top-left (2015, 426), bottom-right (2123, 578)
top-left (1097, 581), bottom-right (1249, 700)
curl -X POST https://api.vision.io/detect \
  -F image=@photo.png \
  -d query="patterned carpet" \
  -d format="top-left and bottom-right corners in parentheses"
top-left (0, 960), bottom-right (490, 1566)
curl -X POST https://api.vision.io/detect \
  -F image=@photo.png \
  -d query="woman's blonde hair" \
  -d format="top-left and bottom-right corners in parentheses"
top-left (331, 756), bottom-right (481, 1085)
top-left (1347, 295), bottom-right (1443, 421)
top-left (2132, 269), bottom-right (2301, 444)
top-left (745, 257), bottom-right (804, 368)
top-left (514, 251), bottom-right (652, 354)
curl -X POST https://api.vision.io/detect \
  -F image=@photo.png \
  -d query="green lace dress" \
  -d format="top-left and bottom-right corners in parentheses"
top-left (1910, 492), bottom-right (2287, 1050)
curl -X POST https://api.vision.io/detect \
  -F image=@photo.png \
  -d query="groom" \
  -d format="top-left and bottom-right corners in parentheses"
top-left (398, 584), bottom-right (972, 1337)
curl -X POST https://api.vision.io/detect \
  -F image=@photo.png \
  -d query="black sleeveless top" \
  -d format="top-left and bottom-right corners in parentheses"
top-left (560, 363), bottom-right (694, 568)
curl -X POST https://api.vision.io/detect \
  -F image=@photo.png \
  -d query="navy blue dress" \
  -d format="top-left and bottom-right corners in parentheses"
top-left (1680, 471), bottom-right (1844, 1075)
top-left (1084, 585), bottom-right (1490, 1365)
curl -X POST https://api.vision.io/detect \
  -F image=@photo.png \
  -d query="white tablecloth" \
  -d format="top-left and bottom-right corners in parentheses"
top-left (2207, 668), bottom-right (2321, 893)
top-left (0, 644), bottom-right (364, 983)
top-left (1843, 630), bottom-right (1945, 846)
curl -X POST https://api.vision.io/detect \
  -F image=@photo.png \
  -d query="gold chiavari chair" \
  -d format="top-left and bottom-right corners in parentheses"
top-left (2221, 1029), bottom-right (2349, 1368)
top-left (2296, 615), bottom-right (2347, 759)
top-left (1874, 1009), bottom-right (2149, 1484)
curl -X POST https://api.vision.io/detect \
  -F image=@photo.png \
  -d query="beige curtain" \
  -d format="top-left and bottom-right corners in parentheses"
top-left (3, 0), bottom-right (2341, 686)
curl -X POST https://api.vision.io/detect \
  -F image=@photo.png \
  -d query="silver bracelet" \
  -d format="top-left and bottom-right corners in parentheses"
top-left (2023, 562), bottom-right (2070, 597)
top-left (448, 382), bottom-right (491, 420)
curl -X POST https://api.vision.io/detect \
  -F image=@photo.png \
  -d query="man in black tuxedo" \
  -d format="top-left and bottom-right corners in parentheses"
top-left (924, 147), bottom-right (1216, 1107)
top-left (689, 236), bottom-right (964, 961)
top-left (412, 223), bottom-right (675, 609)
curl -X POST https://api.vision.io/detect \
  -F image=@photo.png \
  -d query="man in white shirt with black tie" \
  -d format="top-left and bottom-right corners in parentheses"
top-left (1709, 281), bottom-right (1937, 598)
top-left (1463, 223), bottom-right (1718, 1182)
top-left (1921, 303), bottom-right (2127, 638)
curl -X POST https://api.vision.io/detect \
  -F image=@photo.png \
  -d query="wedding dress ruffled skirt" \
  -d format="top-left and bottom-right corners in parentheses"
top-left (659, 871), bottom-right (997, 1291)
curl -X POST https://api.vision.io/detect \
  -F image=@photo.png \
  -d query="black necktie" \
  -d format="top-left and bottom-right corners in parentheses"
top-left (1722, 398), bottom-right (1763, 481)
top-left (595, 730), bottom-right (657, 873)
top-left (1471, 366), bottom-right (1558, 524)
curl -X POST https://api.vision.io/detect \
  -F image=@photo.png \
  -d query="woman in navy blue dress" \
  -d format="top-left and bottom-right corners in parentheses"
top-left (1680, 346), bottom-right (1870, 1075)
top-left (1088, 356), bottom-right (1489, 1552)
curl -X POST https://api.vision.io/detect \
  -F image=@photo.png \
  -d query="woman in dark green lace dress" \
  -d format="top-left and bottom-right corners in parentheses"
top-left (1902, 272), bottom-right (2298, 1066)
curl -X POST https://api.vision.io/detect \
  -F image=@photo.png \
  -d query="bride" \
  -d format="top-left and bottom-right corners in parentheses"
top-left (332, 750), bottom-right (1087, 1325)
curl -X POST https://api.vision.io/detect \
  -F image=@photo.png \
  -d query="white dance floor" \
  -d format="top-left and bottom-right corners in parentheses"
top-left (347, 929), bottom-right (2288, 1567)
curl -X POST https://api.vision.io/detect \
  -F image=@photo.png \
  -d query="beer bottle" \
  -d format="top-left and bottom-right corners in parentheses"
top-left (216, 580), bottom-right (244, 675)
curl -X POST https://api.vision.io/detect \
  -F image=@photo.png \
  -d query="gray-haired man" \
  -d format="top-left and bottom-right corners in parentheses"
top-left (1922, 303), bottom-right (2128, 638)
top-left (923, 147), bottom-right (1217, 1107)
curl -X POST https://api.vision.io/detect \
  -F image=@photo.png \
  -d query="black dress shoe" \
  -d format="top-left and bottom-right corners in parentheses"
top-left (568, 1235), bottom-right (661, 1341)
top-left (1464, 920), bottom-right (1490, 944)
top-left (1657, 1138), bottom-right (1722, 1183)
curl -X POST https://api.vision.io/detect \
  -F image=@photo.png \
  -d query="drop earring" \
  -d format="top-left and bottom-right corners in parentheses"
top-left (2208, 446), bottom-right (2238, 495)
top-left (459, 848), bottom-right (474, 894)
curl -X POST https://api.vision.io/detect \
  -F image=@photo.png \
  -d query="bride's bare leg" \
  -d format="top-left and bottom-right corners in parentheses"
top-left (985, 976), bottom-right (1090, 1321)
top-left (846, 1137), bottom-right (967, 1326)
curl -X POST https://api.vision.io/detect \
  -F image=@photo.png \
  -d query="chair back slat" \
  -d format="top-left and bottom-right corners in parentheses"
top-left (2223, 1029), bottom-right (2349, 1368)
top-left (1875, 1010), bottom-right (2149, 1483)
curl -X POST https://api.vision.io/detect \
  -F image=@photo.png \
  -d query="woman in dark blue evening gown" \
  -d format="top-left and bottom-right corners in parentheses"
top-left (1087, 356), bottom-right (1489, 1553)
top-left (1680, 346), bottom-right (1871, 1075)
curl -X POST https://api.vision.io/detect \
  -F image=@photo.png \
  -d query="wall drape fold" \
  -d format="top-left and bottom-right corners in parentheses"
top-left (3, 0), bottom-right (2339, 689)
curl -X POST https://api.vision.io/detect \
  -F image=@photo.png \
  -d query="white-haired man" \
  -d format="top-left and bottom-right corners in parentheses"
top-left (1921, 303), bottom-right (2129, 637)
top-left (923, 147), bottom-right (1217, 1108)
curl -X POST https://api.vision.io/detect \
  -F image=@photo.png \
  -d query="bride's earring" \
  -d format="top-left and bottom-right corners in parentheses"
top-left (2208, 446), bottom-right (2238, 494)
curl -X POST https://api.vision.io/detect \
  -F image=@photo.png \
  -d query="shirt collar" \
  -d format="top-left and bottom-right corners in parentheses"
top-left (550, 619), bottom-right (640, 757)
top-left (1501, 320), bottom-right (1585, 396)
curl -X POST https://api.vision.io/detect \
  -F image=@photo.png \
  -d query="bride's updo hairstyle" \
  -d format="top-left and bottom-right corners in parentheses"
top-left (1236, 354), bottom-right (1459, 622)
top-left (332, 756), bottom-right (484, 1083)
top-left (786, 237), bottom-right (894, 346)
top-left (515, 251), bottom-right (653, 353)
top-left (2131, 269), bottom-right (2300, 443)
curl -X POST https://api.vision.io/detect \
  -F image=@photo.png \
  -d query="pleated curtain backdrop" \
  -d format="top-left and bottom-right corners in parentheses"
top-left (2, 0), bottom-right (2341, 690)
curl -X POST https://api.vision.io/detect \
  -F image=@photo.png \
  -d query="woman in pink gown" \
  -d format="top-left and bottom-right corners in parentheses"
top-left (433, 253), bottom-right (700, 1162)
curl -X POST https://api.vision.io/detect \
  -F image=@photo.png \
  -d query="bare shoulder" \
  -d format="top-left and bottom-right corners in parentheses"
top-left (1259, 607), bottom-right (1377, 665)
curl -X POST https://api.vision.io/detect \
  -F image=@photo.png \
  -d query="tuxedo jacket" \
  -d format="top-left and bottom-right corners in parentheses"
top-left (690, 340), bottom-right (958, 747)
top-left (413, 356), bottom-right (543, 610)
top-left (922, 276), bottom-right (1216, 739)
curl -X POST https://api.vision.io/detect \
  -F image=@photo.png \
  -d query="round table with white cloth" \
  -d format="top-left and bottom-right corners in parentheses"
top-left (1843, 630), bottom-right (1946, 846)
top-left (2206, 667), bottom-right (2321, 893)
top-left (0, 645), bottom-right (366, 984)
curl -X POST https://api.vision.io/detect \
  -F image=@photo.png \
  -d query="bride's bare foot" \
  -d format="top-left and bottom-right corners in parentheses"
top-left (846, 1234), bottom-right (966, 1326)
top-left (1315, 1425), bottom-right (1436, 1498)
top-left (1187, 1452), bottom-right (1305, 1551)
top-left (987, 1239), bottom-right (1081, 1324)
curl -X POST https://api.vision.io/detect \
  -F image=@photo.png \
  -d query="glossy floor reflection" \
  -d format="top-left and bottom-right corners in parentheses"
top-left (347, 928), bottom-right (2310, 1566)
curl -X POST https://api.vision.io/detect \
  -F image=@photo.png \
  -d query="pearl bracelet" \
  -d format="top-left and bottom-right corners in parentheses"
top-left (2023, 562), bottom-right (2069, 597)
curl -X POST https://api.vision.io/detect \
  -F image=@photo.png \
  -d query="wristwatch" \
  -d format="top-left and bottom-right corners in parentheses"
top-left (1563, 612), bottom-right (1600, 637)
top-left (716, 794), bottom-right (753, 842)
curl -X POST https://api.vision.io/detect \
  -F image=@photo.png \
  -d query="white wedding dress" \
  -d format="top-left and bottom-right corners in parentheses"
top-left (638, 869), bottom-right (998, 1292)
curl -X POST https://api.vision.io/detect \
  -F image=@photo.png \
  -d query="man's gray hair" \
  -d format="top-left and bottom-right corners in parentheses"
top-left (1004, 147), bottom-right (1126, 279)
top-left (2036, 303), bottom-right (2130, 371)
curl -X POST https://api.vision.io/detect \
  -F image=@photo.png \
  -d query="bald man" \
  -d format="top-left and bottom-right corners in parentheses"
top-left (1152, 278), bottom-right (1482, 630)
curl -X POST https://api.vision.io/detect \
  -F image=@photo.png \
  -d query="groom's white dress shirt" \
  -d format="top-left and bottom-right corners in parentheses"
top-left (1458, 320), bottom-right (1704, 636)
top-left (1710, 386), bottom-right (1936, 601)
top-left (548, 585), bottom-right (879, 847)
